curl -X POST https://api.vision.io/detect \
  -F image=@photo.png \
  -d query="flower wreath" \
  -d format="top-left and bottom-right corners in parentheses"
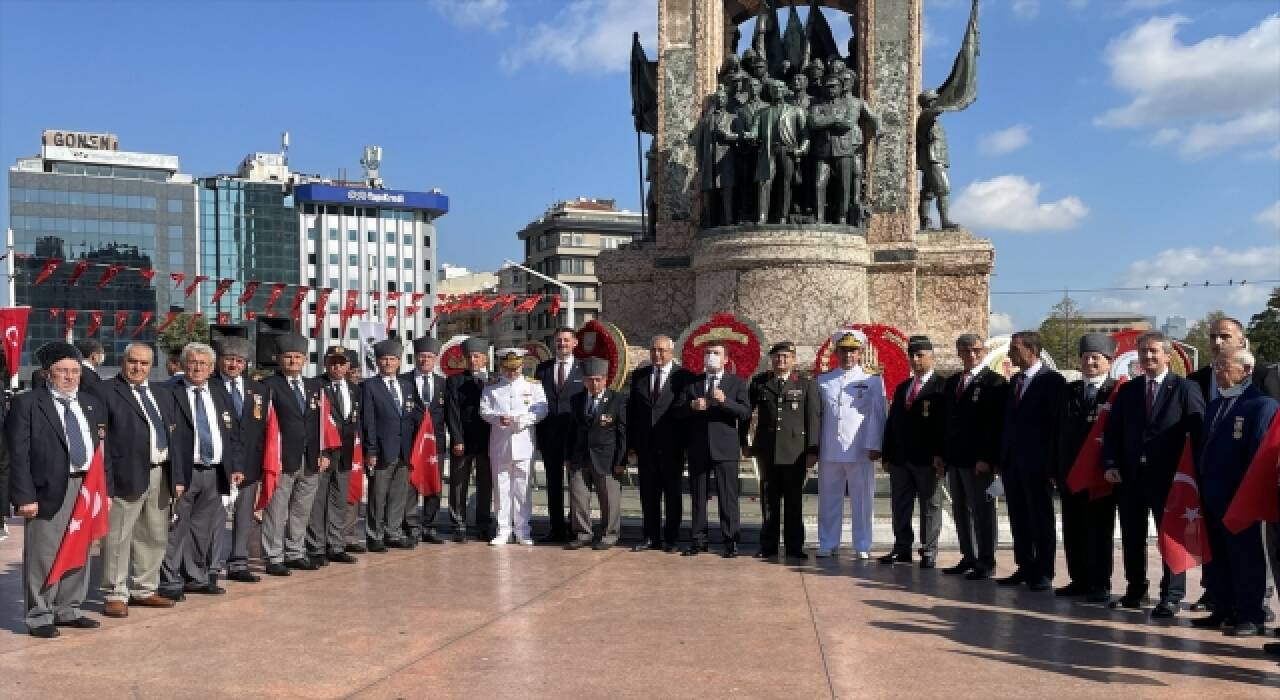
top-left (675, 312), bottom-right (766, 380)
top-left (574, 319), bottom-right (629, 390)
top-left (812, 323), bottom-right (910, 398)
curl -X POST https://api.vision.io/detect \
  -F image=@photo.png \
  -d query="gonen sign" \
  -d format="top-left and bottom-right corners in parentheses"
top-left (42, 130), bottom-right (119, 151)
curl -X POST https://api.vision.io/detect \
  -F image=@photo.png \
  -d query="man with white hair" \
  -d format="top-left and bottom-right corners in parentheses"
top-left (815, 330), bottom-right (888, 558)
top-left (480, 348), bottom-right (548, 546)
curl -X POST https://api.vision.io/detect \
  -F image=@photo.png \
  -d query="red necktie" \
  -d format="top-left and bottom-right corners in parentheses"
top-left (906, 376), bottom-right (921, 408)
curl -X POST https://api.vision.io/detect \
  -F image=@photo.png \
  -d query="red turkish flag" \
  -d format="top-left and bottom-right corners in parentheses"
top-left (289, 286), bottom-right (310, 314)
top-left (86, 310), bottom-right (103, 336)
top-left (216, 312), bottom-right (230, 325)
top-left (114, 311), bottom-right (129, 336)
top-left (0, 306), bottom-right (32, 379)
top-left (1157, 436), bottom-right (1212, 575)
top-left (34, 258), bottom-right (61, 285)
top-left (549, 294), bottom-right (562, 318)
top-left (347, 433), bottom-right (365, 505)
top-left (67, 260), bottom-right (92, 286)
top-left (264, 283), bottom-right (287, 315)
top-left (63, 309), bottom-right (78, 338)
top-left (45, 443), bottom-right (110, 587)
top-left (385, 306), bottom-right (398, 336)
top-left (1223, 413), bottom-right (1280, 534)
top-left (408, 409), bottom-right (442, 497)
top-left (319, 388), bottom-right (342, 451)
top-left (386, 291), bottom-right (402, 304)
top-left (238, 280), bottom-right (261, 306)
top-left (339, 290), bottom-right (360, 338)
top-left (156, 311), bottom-right (180, 333)
top-left (255, 403), bottom-right (283, 510)
top-left (1065, 377), bottom-right (1128, 500)
top-left (131, 311), bottom-right (154, 337)
top-left (183, 275), bottom-right (209, 299)
top-left (514, 294), bottom-right (543, 313)
top-left (170, 271), bottom-right (186, 289)
top-left (210, 278), bottom-right (235, 304)
top-left (137, 268), bottom-right (155, 283)
top-left (410, 292), bottom-right (425, 305)
top-left (95, 264), bottom-right (122, 289)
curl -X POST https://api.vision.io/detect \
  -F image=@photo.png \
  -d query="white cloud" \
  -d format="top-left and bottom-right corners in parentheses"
top-left (500, 0), bottom-right (657, 74)
top-left (1256, 200), bottom-right (1280, 231)
top-left (989, 312), bottom-right (1016, 336)
top-left (1012, 0), bottom-right (1040, 20)
top-left (430, 0), bottom-right (509, 31)
top-left (1095, 14), bottom-right (1280, 159)
top-left (950, 175), bottom-right (1088, 232)
top-left (978, 124), bottom-right (1031, 156)
top-left (1101, 245), bottom-right (1280, 321)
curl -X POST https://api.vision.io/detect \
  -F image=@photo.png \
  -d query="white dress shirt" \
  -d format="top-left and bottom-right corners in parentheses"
top-left (184, 381), bottom-right (224, 465)
top-left (50, 388), bottom-right (93, 473)
top-left (651, 361), bottom-right (674, 394)
top-left (130, 381), bottom-right (169, 464)
top-left (414, 370), bottom-right (433, 405)
top-left (335, 379), bottom-right (353, 420)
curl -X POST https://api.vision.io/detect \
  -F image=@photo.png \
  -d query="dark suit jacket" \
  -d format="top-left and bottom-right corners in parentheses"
top-left (78, 363), bottom-right (104, 393)
top-left (1197, 385), bottom-right (1279, 514)
top-left (167, 377), bottom-right (243, 494)
top-left (1190, 363), bottom-right (1280, 402)
top-left (882, 372), bottom-right (946, 467)
top-left (360, 374), bottom-right (421, 465)
top-left (323, 375), bottom-right (361, 468)
top-left (1103, 372), bottom-right (1205, 490)
top-left (1000, 367), bottom-right (1066, 480)
top-left (402, 370), bottom-right (447, 454)
top-left (6, 388), bottom-right (108, 518)
top-left (742, 370), bottom-right (820, 465)
top-left (216, 373), bottom-right (268, 483)
top-left (1056, 378), bottom-right (1118, 483)
top-left (675, 371), bottom-right (752, 464)
top-left (261, 374), bottom-right (322, 474)
top-left (568, 389), bottom-right (627, 476)
top-left (626, 364), bottom-right (694, 460)
top-left (445, 370), bottom-right (491, 456)
top-left (99, 375), bottom-right (181, 500)
top-left (936, 368), bottom-right (1007, 469)
top-left (534, 358), bottom-right (586, 456)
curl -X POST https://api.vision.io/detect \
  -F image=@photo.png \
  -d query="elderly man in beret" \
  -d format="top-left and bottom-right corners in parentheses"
top-left (307, 345), bottom-right (361, 565)
top-left (565, 357), bottom-right (627, 550)
top-left (445, 337), bottom-right (495, 541)
top-left (7, 342), bottom-right (108, 637)
top-left (212, 337), bottom-right (269, 584)
top-left (401, 336), bottom-right (447, 544)
top-left (480, 348), bottom-right (548, 546)
top-left (881, 335), bottom-right (947, 568)
top-left (360, 339), bottom-right (418, 552)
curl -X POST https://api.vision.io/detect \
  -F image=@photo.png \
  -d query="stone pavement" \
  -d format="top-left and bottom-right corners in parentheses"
top-left (1, 515), bottom-right (1277, 698)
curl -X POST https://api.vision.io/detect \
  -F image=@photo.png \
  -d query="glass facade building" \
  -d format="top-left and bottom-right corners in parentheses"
top-left (197, 176), bottom-right (299, 321)
top-left (7, 151), bottom-right (197, 371)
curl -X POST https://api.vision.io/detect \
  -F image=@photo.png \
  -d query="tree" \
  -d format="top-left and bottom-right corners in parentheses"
top-left (1182, 310), bottom-right (1226, 369)
top-left (156, 313), bottom-right (210, 357)
top-left (1247, 287), bottom-right (1280, 364)
top-left (1038, 295), bottom-right (1084, 370)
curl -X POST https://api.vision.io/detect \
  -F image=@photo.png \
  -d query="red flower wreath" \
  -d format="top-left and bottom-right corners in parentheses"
top-left (1110, 329), bottom-right (1193, 376)
top-left (812, 323), bottom-right (910, 399)
top-left (574, 319), bottom-right (629, 390)
top-left (675, 312), bottom-right (766, 380)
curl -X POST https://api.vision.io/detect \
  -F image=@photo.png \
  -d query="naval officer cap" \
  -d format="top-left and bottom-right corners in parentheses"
top-left (373, 339), bottom-right (403, 358)
top-left (275, 333), bottom-right (308, 355)
top-left (462, 337), bottom-right (490, 355)
top-left (35, 341), bottom-right (82, 369)
top-left (907, 335), bottom-right (933, 354)
top-left (769, 341), bottom-right (796, 356)
top-left (831, 329), bottom-right (867, 350)
top-left (497, 347), bottom-right (527, 370)
top-left (413, 337), bottom-right (442, 355)
top-left (1078, 333), bottom-right (1118, 359)
top-left (583, 357), bottom-right (610, 377)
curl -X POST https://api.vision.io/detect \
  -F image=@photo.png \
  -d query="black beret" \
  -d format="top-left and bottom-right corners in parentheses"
top-left (373, 339), bottom-right (403, 358)
top-left (462, 337), bottom-right (489, 355)
top-left (413, 337), bottom-right (442, 355)
top-left (768, 341), bottom-right (796, 355)
top-left (36, 342), bottom-right (81, 369)
top-left (1078, 333), bottom-right (1117, 359)
top-left (275, 333), bottom-right (308, 355)
top-left (907, 335), bottom-right (933, 353)
top-left (583, 357), bottom-right (610, 377)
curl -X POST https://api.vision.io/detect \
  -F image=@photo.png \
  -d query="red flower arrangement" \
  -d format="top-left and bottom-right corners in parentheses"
top-left (1110, 328), bottom-right (1193, 376)
top-left (675, 312), bottom-right (766, 380)
top-left (574, 319), bottom-right (629, 390)
top-left (812, 323), bottom-right (910, 399)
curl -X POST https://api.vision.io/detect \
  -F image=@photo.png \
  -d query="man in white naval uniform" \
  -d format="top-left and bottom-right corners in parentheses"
top-left (480, 349), bottom-right (549, 545)
top-left (816, 330), bottom-right (888, 558)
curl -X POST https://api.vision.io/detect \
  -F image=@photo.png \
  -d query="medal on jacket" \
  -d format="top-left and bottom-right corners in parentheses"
top-left (253, 394), bottom-right (263, 420)
top-left (921, 400), bottom-right (930, 417)
top-left (600, 413), bottom-right (613, 427)
top-left (309, 395), bottom-right (318, 410)
top-left (1086, 407), bottom-right (1096, 423)
top-left (404, 399), bottom-right (415, 411)
top-left (222, 411), bottom-right (232, 428)
top-left (972, 386), bottom-right (981, 402)
top-left (1233, 415), bottom-right (1244, 440)
top-left (97, 422), bottom-right (106, 439)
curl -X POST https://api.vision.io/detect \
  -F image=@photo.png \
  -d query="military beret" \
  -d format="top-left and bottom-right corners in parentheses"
top-left (907, 335), bottom-right (933, 353)
top-left (1078, 333), bottom-right (1118, 359)
top-left (215, 337), bottom-right (252, 359)
top-left (583, 357), bottom-right (610, 377)
top-left (769, 341), bottom-right (796, 356)
top-left (274, 333), bottom-right (308, 355)
top-left (373, 339), bottom-right (403, 358)
top-left (462, 337), bottom-right (490, 355)
top-left (497, 347), bottom-right (526, 370)
top-left (36, 341), bottom-right (81, 369)
top-left (413, 337), bottom-right (442, 355)
top-left (324, 345), bottom-right (350, 363)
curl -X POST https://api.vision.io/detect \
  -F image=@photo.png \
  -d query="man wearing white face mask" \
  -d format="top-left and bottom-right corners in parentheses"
top-left (815, 330), bottom-right (887, 559)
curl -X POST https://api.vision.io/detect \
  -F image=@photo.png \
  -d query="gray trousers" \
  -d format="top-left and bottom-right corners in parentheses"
top-left (307, 466), bottom-right (351, 555)
top-left (161, 467), bottom-right (223, 589)
top-left (101, 465), bottom-right (170, 602)
top-left (889, 462), bottom-right (943, 558)
top-left (948, 466), bottom-right (998, 574)
top-left (227, 481), bottom-right (259, 573)
top-left (366, 460), bottom-right (408, 543)
top-left (568, 466), bottom-right (622, 545)
top-left (24, 475), bottom-right (90, 629)
top-left (400, 471), bottom-right (422, 540)
top-left (261, 467), bottom-right (319, 564)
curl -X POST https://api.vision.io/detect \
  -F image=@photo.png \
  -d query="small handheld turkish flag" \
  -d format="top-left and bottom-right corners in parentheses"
top-left (45, 443), bottom-right (110, 588)
top-left (255, 402), bottom-right (283, 510)
top-left (347, 434), bottom-right (365, 506)
top-left (1157, 436), bottom-right (1212, 575)
top-left (319, 388), bottom-right (342, 450)
top-left (408, 409), bottom-right (442, 497)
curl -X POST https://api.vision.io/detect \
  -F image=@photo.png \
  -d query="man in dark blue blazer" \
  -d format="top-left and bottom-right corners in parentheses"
top-left (626, 335), bottom-right (694, 552)
top-left (399, 336), bottom-right (446, 544)
top-left (674, 340), bottom-right (752, 557)
top-left (999, 331), bottom-right (1066, 592)
top-left (8, 342), bottom-right (108, 638)
top-left (1104, 330), bottom-right (1205, 618)
top-left (533, 327), bottom-right (586, 542)
top-left (444, 337), bottom-right (493, 542)
top-left (212, 337), bottom-right (268, 583)
top-left (565, 358), bottom-right (627, 550)
top-left (258, 334), bottom-right (325, 576)
top-left (1192, 347), bottom-right (1278, 637)
top-left (360, 338), bottom-right (419, 552)
top-left (307, 345), bottom-right (361, 565)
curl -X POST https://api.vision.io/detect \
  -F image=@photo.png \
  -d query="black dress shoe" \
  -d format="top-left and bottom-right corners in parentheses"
top-left (345, 543), bottom-right (367, 554)
top-left (1188, 593), bottom-right (1214, 612)
top-left (996, 571), bottom-right (1028, 586)
top-left (722, 543), bottom-right (739, 558)
top-left (942, 561), bottom-right (976, 575)
top-left (630, 539), bottom-right (659, 552)
top-left (156, 589), bottom-right (186, 602)
top-left (1085, 589), bottom-right (1112, 604)
top-left (265, 562), bottom-right (291, 577)
top-left (1227, 621), bottom-right (1264, 637)
top-left (592, 541), bottom-right (613, 551)
top-left (29, 624), bottom-right (59, 639)
top-left (662, 543), bottom-right (676, 553)
top-left (1055, 583), bottom-right (1087, 597)
top-left (1027, 578), bottom-right (1052, 592)
top-left (565, 540), bottom-right (589, 550)
top-left (384, 538), bottom-right (410, 549)
top-left (451, 532), bottom-right (467, 543)
top-left (1109, 593), bottom-right (1149, 610)
top-left (309, 555), bottom-right (329, 568)
top-left (184, 582), bottom-right (226, 595)
top-left (55, 617), bottom-right (101, 629)
top-left (754, 550), bottom-right (777, 559)
top-left (539, 531), bottom-right (569, 544)
top-left (228, 570), bottom-right (261, 583)
top-left (878, 551), bottom-right (911, 564)
top-left (328, 552), bottom-right (358, 564)
top-left (919, 557), bottom-right (936, 569)
top-left (421, 532), bottom-right (444, 544)
top-left (964, 569), bottom-right (991, 581)
top-left (366, 540), bottom-right (388, 553)
top-left (1191, 613), bottom-right (1231, 629)
top-left (285, 558), bottom-right (318, 571)
top-left (1150, 601), bottom-right (1178, 618)
top-left (681, 544), bottom-right (706, 557)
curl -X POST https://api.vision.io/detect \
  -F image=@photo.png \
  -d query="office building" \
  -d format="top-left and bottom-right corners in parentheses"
top-left (1078, 311), bottom-right (1158, 335)
top-left (1161, 315), bottom-right (1188, 340)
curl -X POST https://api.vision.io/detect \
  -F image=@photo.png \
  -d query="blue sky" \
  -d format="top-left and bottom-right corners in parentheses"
top-left (1, 0), bottom-right (1277, 335)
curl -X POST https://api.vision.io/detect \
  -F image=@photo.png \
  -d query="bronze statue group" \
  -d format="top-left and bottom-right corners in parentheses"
top-left (7, 320), bottom-right (1280, 668)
